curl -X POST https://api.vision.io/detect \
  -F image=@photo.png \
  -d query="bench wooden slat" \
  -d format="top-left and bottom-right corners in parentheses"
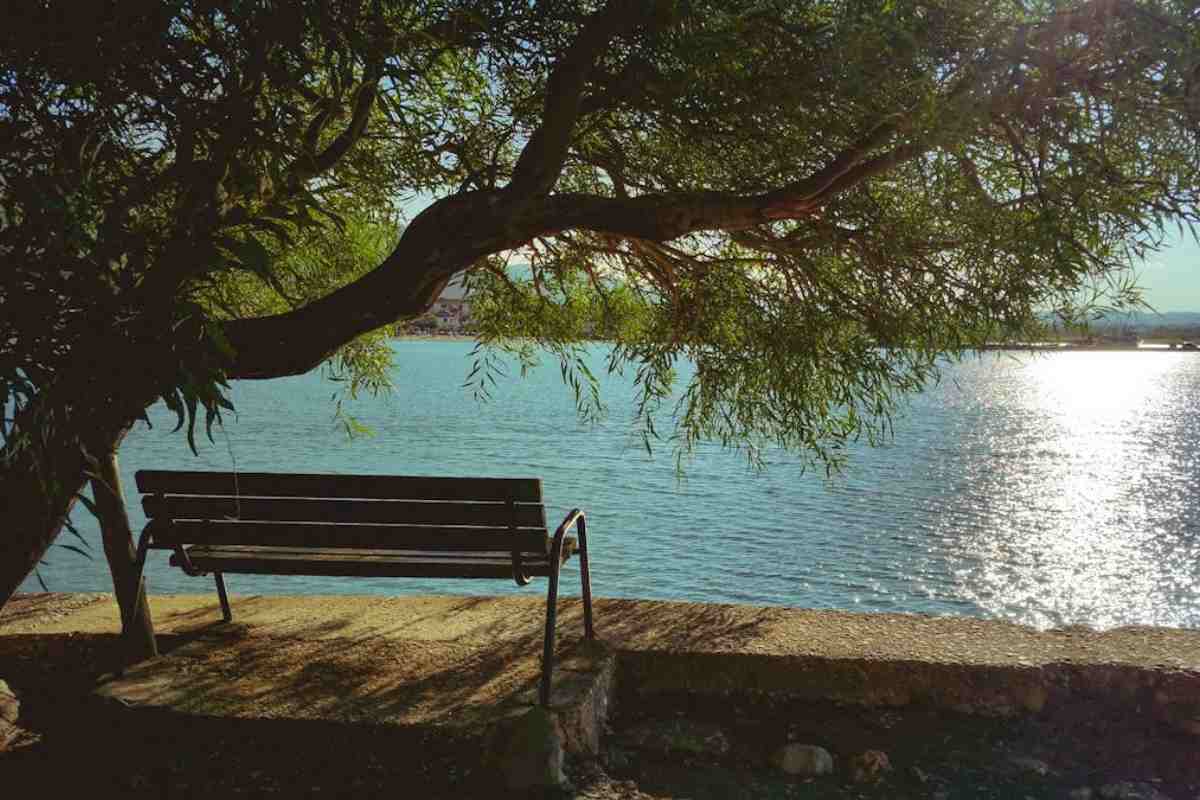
top-left (176, 543), bottom-right (575, 563)
top-left (143, 495), bottom-right (546, 529)
top-left (183, 559), bottom-right (550, 579)
top-left (148, 520), bottom-right (550, 554)
top-left (136, 470), bottom-right (542, 503)
top-left (176, 545), bottom-right (578, 579)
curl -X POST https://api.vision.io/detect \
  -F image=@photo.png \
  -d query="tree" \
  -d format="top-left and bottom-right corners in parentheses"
top-left (4, 0), bottom-right (1200, 612)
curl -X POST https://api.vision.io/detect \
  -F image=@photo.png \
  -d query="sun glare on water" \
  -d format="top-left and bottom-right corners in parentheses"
top-left (943, 352), bottom-right (1200, 629)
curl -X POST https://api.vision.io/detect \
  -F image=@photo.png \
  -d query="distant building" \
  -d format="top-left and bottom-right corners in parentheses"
top-left (422, 275), bottom-right (471, 332)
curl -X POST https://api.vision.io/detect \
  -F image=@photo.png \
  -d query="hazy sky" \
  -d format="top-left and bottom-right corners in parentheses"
top-left (1134, 235), bottom-right (1200, 312)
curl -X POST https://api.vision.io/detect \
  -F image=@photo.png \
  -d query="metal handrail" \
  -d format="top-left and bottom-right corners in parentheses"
top-left (539, 508), bottom-right (595, 707)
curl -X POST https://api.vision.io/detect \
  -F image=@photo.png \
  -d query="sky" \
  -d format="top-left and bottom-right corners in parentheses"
top-left (1131, 235), bottom-right (1200, 312)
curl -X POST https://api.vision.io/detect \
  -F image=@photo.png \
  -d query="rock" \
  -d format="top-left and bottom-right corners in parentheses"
top-left (1009, 756), bottom-right (1051, 776)
top-left (622, 718), bottom-right (730, 758)
top-left (849, 750), bottom-right (891, 783)
top-left (772, 743), bottom-right (834, 777)
top-left (0, 680), bottom-right (19, 751)
top-left (1068, 788), bottom-right (1095, 800)
top-left (489, 706), bottom-right (567, 791)
top-left (1098, 782), bottom-right (1172, 800)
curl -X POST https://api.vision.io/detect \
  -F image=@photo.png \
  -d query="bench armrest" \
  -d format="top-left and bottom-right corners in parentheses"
top-left (552, 509), bottom-right (585, 549)
top-left (550, 508), bottom-right (592, 637)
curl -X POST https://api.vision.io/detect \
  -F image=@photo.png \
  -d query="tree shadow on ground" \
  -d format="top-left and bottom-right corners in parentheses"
top-left (0, 594), bottom-right (616, 797)
top-left (591, 598), bottom-right (778, 652)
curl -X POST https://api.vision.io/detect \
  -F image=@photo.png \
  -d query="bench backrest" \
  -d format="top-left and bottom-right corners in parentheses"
top-left (135, 470), bottom-right (549, 555)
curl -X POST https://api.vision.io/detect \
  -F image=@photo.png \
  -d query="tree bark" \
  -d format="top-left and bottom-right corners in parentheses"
top-left (89, 430), bottom-right (157, 662)
top-left (0, 374), bottom-right (157, 612)
top-left (0, 436), bottom-right (91, 605)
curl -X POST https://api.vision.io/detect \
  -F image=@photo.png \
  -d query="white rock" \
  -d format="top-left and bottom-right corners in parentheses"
top-left (773, 743), bottom-right (834, 776)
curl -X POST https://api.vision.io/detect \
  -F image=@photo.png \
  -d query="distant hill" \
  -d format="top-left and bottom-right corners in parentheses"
top-left (1092, 311), bottom-right (1200, 330)
top-left (1038, 310), bottom-right (1200, 331)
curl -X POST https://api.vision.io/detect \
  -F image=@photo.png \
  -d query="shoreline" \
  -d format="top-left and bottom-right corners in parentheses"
top-left (393, 334), bottom-right (1200, 354)
top-left (6, 591), bottom-right (1199, 667)
top-left (391, 332), bottom-right (475, 341)
top-left (981, 343), bottom-right (1199, 352)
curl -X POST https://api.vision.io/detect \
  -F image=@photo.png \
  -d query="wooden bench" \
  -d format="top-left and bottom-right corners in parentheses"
top-left (132, 470), bottom-right (594, 706)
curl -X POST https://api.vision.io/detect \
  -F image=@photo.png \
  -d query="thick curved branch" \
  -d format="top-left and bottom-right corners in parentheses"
top-left (506, 0), bottom-right (657, 199)
top-left (221, 135), bottom-right (932, 379)
top-left (222, 189), bottom-right (526, 378)
top-left (530, 138), bottom-right (931, 242)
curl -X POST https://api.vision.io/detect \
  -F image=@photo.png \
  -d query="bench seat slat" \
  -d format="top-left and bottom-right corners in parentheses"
top-left (136, 470), bottom-right (542, 502)
top-left (143, 495), bottom-right (546, 528)
top-left (174, 543), bottom-right (577, 562)
top-left (150, 520), bottom-right (549, 554)
top-left (174, 540), bottom-right (577, 579)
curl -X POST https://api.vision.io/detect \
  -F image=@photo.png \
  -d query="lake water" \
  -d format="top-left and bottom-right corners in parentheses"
top-left (21, 341), bottom-right (1200, 630)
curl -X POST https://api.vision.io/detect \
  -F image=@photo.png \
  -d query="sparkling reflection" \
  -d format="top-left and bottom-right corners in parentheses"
top-left (932, 352), bottom-right (1200, 629)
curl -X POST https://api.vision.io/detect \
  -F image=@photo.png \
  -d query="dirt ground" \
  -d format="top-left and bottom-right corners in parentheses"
top-left (0, 631), bottom-right (495, 797)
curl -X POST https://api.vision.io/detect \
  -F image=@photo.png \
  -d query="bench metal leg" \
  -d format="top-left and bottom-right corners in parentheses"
top-left (540, 555), bottom-right (563, 708)
top-left (577, 516), bottom-right (595, 640)
top-left (540, 509), bottom-right (594, 707)
top-left (214, 572), bottom-right (232, 622)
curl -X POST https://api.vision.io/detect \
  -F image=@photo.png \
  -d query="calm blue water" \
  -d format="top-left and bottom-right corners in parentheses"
top-left (20, 341), bottom-right (1200, 630)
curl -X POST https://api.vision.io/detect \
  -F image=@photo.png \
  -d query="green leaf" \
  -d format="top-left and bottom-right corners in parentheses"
top-left (55, 543), bottom-right (93, 560)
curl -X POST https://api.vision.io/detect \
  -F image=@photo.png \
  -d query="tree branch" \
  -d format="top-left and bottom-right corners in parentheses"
top-left (292, 58), bottom-right (384, 184)
top-left (220, 130), bottom-right (935, 379)
top-left (505, 0), bottom-right (656, 199)
top-left (221, 189), bottom-right (527, 378)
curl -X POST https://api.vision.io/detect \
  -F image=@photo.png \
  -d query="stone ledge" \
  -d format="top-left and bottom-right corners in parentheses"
top-left (8, 593), bottom-right (1199, 738)
top-left (618, 651), bottom-right (1199, 732)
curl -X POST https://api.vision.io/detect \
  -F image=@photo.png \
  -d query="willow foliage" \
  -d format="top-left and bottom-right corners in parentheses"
top-left (2, 1), bottom-right (1200, 569)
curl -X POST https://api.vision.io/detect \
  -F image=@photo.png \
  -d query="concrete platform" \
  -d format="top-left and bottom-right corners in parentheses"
top-left (4, 593), bottom-right (1200, 741)
top-left (2, 593), bottom-right (614, 759)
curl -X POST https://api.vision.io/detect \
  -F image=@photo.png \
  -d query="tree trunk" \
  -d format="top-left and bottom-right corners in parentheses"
top-left (0, 439), bottom-right (91, 606)
top-left (0, 196), bottom-right (498, 613)
top-left (0, 376), bottom-right (154, 612)
top-left (89, 430), bottom-right (157, 661)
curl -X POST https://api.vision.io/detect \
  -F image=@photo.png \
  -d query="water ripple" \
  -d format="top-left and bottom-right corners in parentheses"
top-left (21, 344), bottom-right (1200, 630)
